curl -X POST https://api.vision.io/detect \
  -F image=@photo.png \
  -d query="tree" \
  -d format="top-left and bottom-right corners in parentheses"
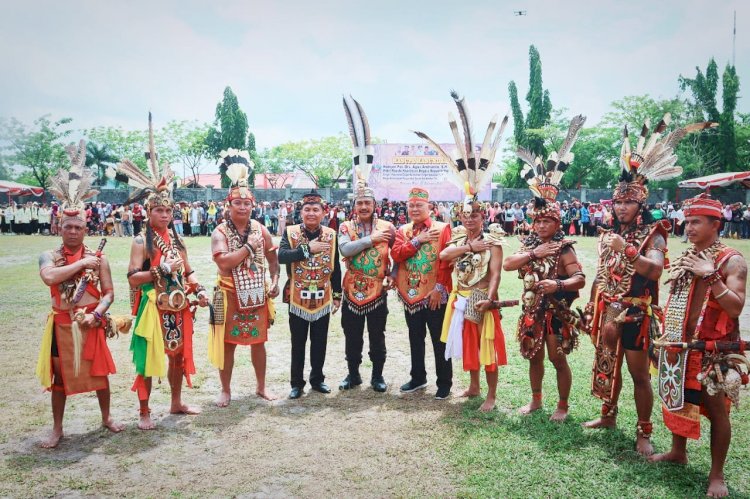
top-left (162, 120), bottom-right (211, 187)
top-left (0, 115), bottom-right (73, 190)
top-left (679, 59), bottom-right (740, 170)
top-left (206, 87), bottom-right (250, 187)
top-left (84, 126), bottom-right (150, 170)
top-left (261, 134), bottom-right (351, 188)
top-left (504, 45), bottom-right (553, 187)
top-left (85, 142), bottom-right (118, 186)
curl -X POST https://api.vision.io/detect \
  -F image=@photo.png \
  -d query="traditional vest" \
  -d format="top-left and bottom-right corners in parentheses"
top-left (341, 218), bottom-right (391, 314)
top-left (50, 245), bottom-right (101, 306)
top-left (595, 221), bottom-right (668, 300)
top-left (516, 236), bottom-right (578, 359)
top-left (658, 243), bottom-right (741, 412)
top-left (216, 220), bottom-right (267, 310)
top-left (286, 225), bottom-right (337, 321)
top-left (396, 220), bottom-right (447, 313)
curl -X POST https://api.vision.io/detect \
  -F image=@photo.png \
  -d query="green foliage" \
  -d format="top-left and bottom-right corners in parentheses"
top-left (85, 142), bottom-right (118, 185)
top-left (259, 134), bottom-right (351, 188)
top-left (679, 59), bottom-right (740, 170)
top-left (0, 115), bottom-right (73, 190)
top-left (206, 87), bottom-right (250, 187)
top-left (504, 45), bottom-right (553, 188)
top-left (84, 126), bottom-right (150, 170)
top-left (161, 120), bottom-right (211, 183)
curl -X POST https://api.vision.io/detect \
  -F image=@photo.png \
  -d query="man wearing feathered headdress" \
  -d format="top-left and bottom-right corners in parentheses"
top-left (278, 189), bottom-right (342, 399)
top-left (649, 193), bottom-right (747, 498)
top-left (114, 113), bottom-right (209, 430)
top-left (582, 114), bottom-right (717, 456)
top-left (337, 96), bottom-right (396, 393)
top-left (423, 93), bottom-right (509, 411)
top-left (502, 115), bottom-right (587, 422)
top-left (36, 140), bottom-right (123, 447)
top-left (209, 149), bottom-right (280, 406)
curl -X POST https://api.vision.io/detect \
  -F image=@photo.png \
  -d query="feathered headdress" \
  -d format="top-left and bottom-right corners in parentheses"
top-left (48, 139), bottom-right (99, 221)
top-left (614, 114), bottom-right (718, 203)
top-left (517, 114), bottom-right (586, 221)
top-left (222, 148), bottom-right (255, 202)
top-left (107, 112), bottom-right (175, 209)
top-left (413, 90), bottom-right (508, 213)
top-left (342, 95), bottom-right (375, 200)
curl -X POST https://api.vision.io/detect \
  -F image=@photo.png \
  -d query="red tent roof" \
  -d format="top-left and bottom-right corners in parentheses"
top-left (0, 180), bottom-right (44, 196)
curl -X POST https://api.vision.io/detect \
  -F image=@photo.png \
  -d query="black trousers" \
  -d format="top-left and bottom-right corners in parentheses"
top-left (289, 312), bottom-right (330, 388)
top-left (341, 300), bottom-right (387, 377)
top-left (405, 305), bottom-right (452, 389)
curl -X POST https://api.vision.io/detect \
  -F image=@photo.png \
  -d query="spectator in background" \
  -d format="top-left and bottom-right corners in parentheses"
top-left (122, 204), bottom-right (133, 237)
top-left (742, 204), bottom-right (750, 239)
top-left (37, 203), bottom-right (51, 234)
top-left (269, 201), bottom-right (279, 234)
top-left (181, 203), bottom-right (191, 236)
top-left (173, 204), bottom-right (184, 235)
top-left (669, 202), bottom-right (684, 237)
top-left (730, 202), bottom-right (743, 239)
top-left (580, 202), bottom-right (591, 236)
top-left (132, 203), bottom-right (144, 235)
top-left (650, 203), bottom-right (665, 221)
top-left (190, 201), bottom-right (202, 236)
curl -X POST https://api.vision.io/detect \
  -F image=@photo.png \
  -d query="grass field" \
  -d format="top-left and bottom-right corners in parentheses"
top-left (0, 233), bottom-right (748, 497)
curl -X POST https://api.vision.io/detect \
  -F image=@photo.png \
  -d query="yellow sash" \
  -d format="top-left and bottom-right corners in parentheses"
top-left (135, 288), bottom-right (167, 378)
top-left (440, 290), bottom-right (497, 366)
top-left (35, 312), bottom-right (55, 389)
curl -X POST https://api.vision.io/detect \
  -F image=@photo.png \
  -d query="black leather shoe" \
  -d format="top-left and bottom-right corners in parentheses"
top-left (311, 383), bottom-right (332, 394)
top-left (339, 374), bottom-right (363, 390)
top-left (289, 387), bottom-right (303, 399)
top-left (371, 376), bottom-right (387, 393)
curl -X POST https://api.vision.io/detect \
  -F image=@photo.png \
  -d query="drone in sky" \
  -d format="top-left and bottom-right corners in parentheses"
top-left (514, 10), bottom-right (527, 16)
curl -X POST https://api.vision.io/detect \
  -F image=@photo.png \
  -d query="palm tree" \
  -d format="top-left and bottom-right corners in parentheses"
top-left (85, 142), bottom-right (118, 186)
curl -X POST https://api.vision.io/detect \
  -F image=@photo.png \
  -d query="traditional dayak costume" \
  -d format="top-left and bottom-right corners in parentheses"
top-left (588, 114), bottom-right (715, 438)
top-left (413, 92), bottom-right (510, 374)
top-left (278, 189), bottom-right (342, 393)
top-left (208, 150), bottom-right (275, 370)
top-left (110, 113), bottom-right (206, 401)
top-left (657, 194), bottom-right (749, 439)
top-left (37, 140), bottom-right (120, 395)
top-left (338, 96), bottom-right (395, 391)
top-left (514, 116), bottom-right (587, 362)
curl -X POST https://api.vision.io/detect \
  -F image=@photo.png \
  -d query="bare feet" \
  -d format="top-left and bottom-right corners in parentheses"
top-left (102, 417), bottom-right (125, 433)
top-left (550, 407), bottom-right (568, 422)
top-left (479, 398), bottom-right (496, 412)
top-left (170, 403), bottom-right (201, 415)
top-left (256, 389), bottom-right (278, 401)
top-left (707, 475), bottom-right (728, 498)
top-left (216, 391), bottom-right (231, 408)
top-left (138, 413), bottom-right (156, 430)
top-left (635, 435), bottom-right (654, 457)
top-left (458, 388), bottom-right (481, 398)
top-left (582, 416), bottom-right (616, 429)
top-left (649, 451), bottom-right (688, 465)
top-left (39, 428), bottom-right (63, 448)
top-left (519, 399), bottom-right (543, 415)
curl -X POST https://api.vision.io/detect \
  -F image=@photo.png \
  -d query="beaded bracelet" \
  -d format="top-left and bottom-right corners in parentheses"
top-left (556, 279), bottom-right (564, 292)
top-left (150, 266), bottom-right (162, 283)
top-left (703, 270), bottom-right (721, 286)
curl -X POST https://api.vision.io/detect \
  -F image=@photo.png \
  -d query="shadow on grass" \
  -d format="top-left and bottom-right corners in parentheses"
top-left (441, 398), bottom-right (734, 498)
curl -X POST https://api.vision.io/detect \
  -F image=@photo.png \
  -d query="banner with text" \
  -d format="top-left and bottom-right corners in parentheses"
top-left (359, 143), bottom-right (492, 202)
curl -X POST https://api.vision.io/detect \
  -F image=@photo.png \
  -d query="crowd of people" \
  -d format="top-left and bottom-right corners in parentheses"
top-left (21, 103), bottom-right (750, 498)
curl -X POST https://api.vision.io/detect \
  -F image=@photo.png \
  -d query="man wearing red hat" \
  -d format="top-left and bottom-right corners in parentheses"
top-left (392, 187), bottom-right (453, 399)
top-left (650, 193), bottom-right (747, 498)
top-left (582, 115), bottom-right (715, 455)
top-left (209, 149), bottom-right (280, 406)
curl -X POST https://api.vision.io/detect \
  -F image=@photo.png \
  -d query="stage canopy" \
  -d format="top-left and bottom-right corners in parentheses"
top-left (678, 171), bottom-right (750, 190)
top-left (0, 180), bottom-right (44, 197)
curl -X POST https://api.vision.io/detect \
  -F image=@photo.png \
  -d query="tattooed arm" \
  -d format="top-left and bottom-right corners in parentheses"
top-left (633, 233), bottom-right (666, 281)
top-left (39, 250), bottom-right (97, 286)
top-left (711, 254), bottom-right (747, 318)
top-left (127, 235), bottom-right (152, 287)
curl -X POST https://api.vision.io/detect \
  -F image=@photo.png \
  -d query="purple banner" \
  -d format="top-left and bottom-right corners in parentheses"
top-left (359, 143), bottom-right (492, 202)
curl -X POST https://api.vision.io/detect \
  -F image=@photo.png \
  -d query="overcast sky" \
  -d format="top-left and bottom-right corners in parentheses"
top-left (1, 0), bottom-right (747, 153)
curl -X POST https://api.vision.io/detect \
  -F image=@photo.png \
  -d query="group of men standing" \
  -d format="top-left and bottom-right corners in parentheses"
top-left (34, 104), bottom-right (748, 497)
